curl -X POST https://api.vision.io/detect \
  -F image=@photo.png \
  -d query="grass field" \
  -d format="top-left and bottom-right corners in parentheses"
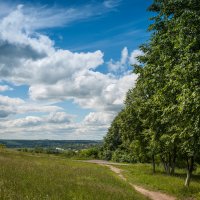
top-left (118, 164), bottom-right (200, 200)
top-left (0, 149), bottom-right (147, 200)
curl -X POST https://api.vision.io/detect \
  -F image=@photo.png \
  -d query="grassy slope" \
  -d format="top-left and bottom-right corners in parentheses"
top-left (118, 164), bottom-right (200, 200)
top-left (0, 150), bottom-right (147, 200)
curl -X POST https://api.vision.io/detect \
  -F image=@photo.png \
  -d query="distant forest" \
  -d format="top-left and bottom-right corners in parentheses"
top-left (0, 140), bottom-right (101, 149)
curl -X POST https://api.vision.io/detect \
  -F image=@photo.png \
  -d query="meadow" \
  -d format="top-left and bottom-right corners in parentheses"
top-left (0, 149), bottom-right (146, 200)
top-left (118, 164), bottom-right (200, 200)
top-left (1, 149), bottom-right (200, 200)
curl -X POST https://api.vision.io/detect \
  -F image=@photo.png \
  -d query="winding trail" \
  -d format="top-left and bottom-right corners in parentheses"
top-left (84, 160), bottom-right (176, 200)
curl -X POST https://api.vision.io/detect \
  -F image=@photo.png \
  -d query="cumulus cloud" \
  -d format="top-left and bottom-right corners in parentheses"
top-left (29, 71), bottom-right (137, 112)
top-left (13, 116), bottom-right (43, 127)
top-left (108, 47), bottom-right (129, 73)
top-left (0, 95), bottom-right (22, 118)
top-left (73, 72), bottom-right (137, 111)
top-left (0, 112), bottom-right (107, 140)
top-left (0, 6), bottom-right (104, 85)
top-left (0, 6), bottom-right (138, 113)
top-left (129, 49), bottom-right (144, 65)
top-left (47, 112), bottom-right (72, 124)
top-left (9, 112), bottom-right (72, 127)
top-left (0, 3), bottom-right (140, 139)
top-left (0, 95), bottom-right (62, 118)
top-left (0, 95), bottom-right (24, 106)
top-left (83, 112), bottom-right (115, 126)
top-left (108, 47), bottom-right (143, 73)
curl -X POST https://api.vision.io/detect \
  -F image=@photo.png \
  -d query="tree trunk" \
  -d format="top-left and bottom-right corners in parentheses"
top-left (161, 156), bottom-right (169, 174)
top-left (170, 161), bottom-right (175, 175)
top-left (163, 161), bottom-right (170, 174)
top-left (168, 153), bottom-right (171, 175)
top-left (185, 170), bottom-right (192, 187)
top-left (152, 154), bottom-right (156, 173)
top-left (185, 156), bottom-right (194, 187)
top-left (166, 163), bottom-right (170, 175)
top-left (170, 146), bottom-right (177, 175)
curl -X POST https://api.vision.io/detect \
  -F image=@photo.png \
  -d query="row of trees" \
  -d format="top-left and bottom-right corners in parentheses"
top-left (101, 0), bottom-right (200, 186)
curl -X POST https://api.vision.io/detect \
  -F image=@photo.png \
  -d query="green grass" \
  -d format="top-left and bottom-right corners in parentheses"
top-left (118, 163), bottom-right (200, 200)
top-left (0, 150), bottom-right (147, 200)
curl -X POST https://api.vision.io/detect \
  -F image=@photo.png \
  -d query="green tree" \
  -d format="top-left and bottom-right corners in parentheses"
top-left (136, 0), bottom-right (200, 185)
top-left (102, 0), bottom-right (200, 187)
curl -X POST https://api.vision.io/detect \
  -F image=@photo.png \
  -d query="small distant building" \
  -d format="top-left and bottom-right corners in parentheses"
top-left (55, 147), bottom-right (65, 151)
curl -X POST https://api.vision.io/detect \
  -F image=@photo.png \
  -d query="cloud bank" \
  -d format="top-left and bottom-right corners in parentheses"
top-left (0, 2), bottom-right (140, 139)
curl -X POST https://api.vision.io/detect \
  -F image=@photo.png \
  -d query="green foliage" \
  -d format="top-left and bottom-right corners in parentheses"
top-left (100, 108), bottom-right (149, 163)
top-left (101, 0), bottom-right (200, 186)
top-left (112, 149), bottom-right (135, 163)
top-left (18, 146), bottom-right (102, 160)
top-left (79, 147), bottom-right (100, 159)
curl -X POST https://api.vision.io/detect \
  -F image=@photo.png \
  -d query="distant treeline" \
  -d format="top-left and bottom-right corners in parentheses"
top-left (17, 146), bottom-right (100, 160)
top-left (0, 140), bottom-right (102, 150)
top-left (100, 0), bottom-right (200, 187)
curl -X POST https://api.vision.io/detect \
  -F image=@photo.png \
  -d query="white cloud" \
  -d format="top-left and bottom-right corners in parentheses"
top-left (0, 95), bottom-right (23, 118)
top-left (13, 116), bottom-right (43, 127)
top-left (0, 95), bottom-right (62, 118)
top-left (0, 1), bottom-right (120, 31)
top-left (108, 47), bottom-right (129, 73)
top-left (108, 47), bottom-right (144, 73)
top-left (0, 3), bottom-right (140, 139)
top-left (29, 71), bottom-right (137, 112)
top-left (47, 112), bottom-right (72, 124)
top-left (129, 49), bottom-right (144, 65)
top-left (0, 112), bottom-right (108, 140)
top-left (121, 47), bottom-right (129, 65)
top-left (9, 112), bottom-right (72, 127)
top-left (0, 6), bottom-right (104, 85)
top-left (74, 72), bottom-right (137, 111)
top-left (83, 112), bottom-right (115, 126)
top-left (28, 50), bottom-right (103, 85)
top-left (0, 85), bottom-right (13, 92)
top-left (0, 95), bottom-right (24, 106)
top-left (0, 7), bottom-right (137, 113)
top-left (0, 6), bottom-right (138, 113)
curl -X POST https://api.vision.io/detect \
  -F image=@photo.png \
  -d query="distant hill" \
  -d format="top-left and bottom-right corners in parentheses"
top-left (0, 140), bottom-right (102, 149)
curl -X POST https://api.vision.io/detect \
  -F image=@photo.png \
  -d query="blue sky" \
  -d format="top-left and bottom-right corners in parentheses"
top-left (0, 0), bottom-right (152, 140)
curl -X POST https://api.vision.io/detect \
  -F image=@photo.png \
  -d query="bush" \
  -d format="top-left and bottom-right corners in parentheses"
top-left (99, 149), bottom-right (112, 160)
top-left (112, 149), bottom-right (135, 163)
top-left (79, 147), bottom-right (99, 159)
top-left (62, 150), bottom-right (76, 157)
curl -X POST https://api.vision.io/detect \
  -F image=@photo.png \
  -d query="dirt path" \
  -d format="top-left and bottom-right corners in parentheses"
top-left (85, 160), bottom-right (176, 200)
top-left (84, 159), bottom-right (129, 165)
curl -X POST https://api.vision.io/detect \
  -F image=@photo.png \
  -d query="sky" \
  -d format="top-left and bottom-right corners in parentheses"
top-left (0, 0), bottom-right (152, 140)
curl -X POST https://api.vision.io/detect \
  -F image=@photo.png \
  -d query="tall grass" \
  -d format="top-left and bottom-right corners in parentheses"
top-left (0, 150), bottom-right (147, 200)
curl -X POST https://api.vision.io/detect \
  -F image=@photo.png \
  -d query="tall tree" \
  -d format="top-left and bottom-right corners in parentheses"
top-left (102, 0), bottom-right (200, 186)
top-left (136, 0), bottom-right (200, 185)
